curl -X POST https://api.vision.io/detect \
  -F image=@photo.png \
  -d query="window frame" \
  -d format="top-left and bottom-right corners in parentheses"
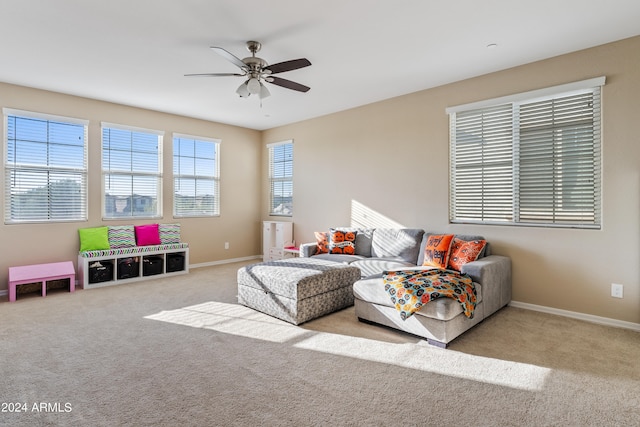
top-left (268, 140), bottom-right (293, 217)
top-left (172, 133), bottom-right (221, 218)
top-left (101, 122), bottom-right (164, 220)
top-left (447, 77), bottom-right (605, 229)
top-left (3, 108), bottom-right (88, 224)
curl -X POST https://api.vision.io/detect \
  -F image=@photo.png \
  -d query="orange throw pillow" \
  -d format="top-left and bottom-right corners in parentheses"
top-left (314, 231), bottom-right (329, 254)
top-left (422, 234), bottom-right (455, 268)
top-left (448, 238), bottom-right (487, 271)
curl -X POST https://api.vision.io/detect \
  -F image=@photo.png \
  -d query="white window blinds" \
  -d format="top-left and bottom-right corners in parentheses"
top-left (4, 109), bottom-right (88, 223)
top-left (450, 104), bottom-right (514, 223)
top-left (102, 123), bottom-right (163, 219)
top-left (173, 133), bottom-right (220, 217)
top-left (448, 77), bottom-right (603, 228)
top-left (268, 140), bottom-right (293, 216)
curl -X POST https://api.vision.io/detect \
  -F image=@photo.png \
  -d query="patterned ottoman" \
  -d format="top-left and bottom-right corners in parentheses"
top-left (237, 257), bottom-right (361, 325)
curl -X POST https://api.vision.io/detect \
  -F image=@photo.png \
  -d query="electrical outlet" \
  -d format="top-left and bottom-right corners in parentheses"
top-left (611, 283), bottom-right (624, 298)
top-left (224, 242), bottom-right (229, 250)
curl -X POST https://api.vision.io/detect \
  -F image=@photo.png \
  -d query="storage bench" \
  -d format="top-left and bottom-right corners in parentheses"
top-left (79, 244), bottom-right (189, 289)
top-left (8, 261), bottom-right (75, 302)
top-left (77, 223), bottom-right (189, 289)
top-left (237, 257), bottom-right (361, 325)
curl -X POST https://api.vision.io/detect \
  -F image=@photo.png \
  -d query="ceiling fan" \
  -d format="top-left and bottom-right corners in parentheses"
top-left (185, 40), bottom-right (311, 99)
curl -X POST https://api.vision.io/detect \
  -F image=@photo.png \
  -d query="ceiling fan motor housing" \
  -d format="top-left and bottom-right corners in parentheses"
top-left (243, 56), bottom-right (269, 76)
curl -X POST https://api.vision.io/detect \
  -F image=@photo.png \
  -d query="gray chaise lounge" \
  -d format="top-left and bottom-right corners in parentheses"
top-left (300, 228), bottom-right (512, 347)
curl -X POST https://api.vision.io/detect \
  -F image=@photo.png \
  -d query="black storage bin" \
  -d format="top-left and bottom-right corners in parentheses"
top-left (89, 261), bottom-right (114, 284)
top-left (143, 256), bottom-right (164, 276)
top-left (166, 252), bottom-right (185, 273)
top-left (117, 257), bottom-right (140, 279)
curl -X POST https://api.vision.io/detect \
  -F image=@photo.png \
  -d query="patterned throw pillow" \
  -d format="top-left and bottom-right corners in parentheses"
top-left (328, 228), bottom-right (357, 255)
top-left (448, 238), bottom-right (487, 271)
top-left (159, 223), bottom-right (181, 244)
top-left (314, 231), bottom-right (329, 254)
top-left (108, 225), bottom-right (136, 248)
top-left (422, 234), bottom-right (455, 268)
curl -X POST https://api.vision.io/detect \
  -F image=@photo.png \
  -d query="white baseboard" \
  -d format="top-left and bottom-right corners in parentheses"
top-left (189, 255), bottom-right (262, 269)
top-left (510, 301), bottom-right (640, 332)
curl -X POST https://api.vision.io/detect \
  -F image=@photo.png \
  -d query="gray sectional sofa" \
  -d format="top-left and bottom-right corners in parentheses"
top-left (300, 228), bottom-right (511, 347)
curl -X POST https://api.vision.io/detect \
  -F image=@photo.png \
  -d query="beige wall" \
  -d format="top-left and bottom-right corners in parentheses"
top-left (3, 36), bottom-right (638, 325)
top-left (263, 36), bottom-right (640, 324)
top-left (0, 83), bottom-right (263, 290)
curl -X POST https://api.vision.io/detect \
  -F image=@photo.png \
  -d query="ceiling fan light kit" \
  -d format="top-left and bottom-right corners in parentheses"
top-left (186, 40), bottom-right (311, 100)
top-left (237, 78), bottom-right (271, 99)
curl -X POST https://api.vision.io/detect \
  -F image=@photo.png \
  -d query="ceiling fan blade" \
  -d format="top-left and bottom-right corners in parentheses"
top-left (267, 76), bottom-right (310, 93)
top-left (184, 73), bottom-right (244, 77)
top-left (264, 58), bottom-right (311, 74)
top-left (210, 46), bottom-right (248, 70)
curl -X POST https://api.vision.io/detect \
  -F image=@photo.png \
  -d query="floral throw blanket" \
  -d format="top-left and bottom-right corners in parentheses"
top-left (383, 269), bottom-right (477, 321)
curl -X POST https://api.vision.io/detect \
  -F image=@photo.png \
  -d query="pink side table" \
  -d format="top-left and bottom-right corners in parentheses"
top-left (8, 261), bottom-right (75, 302)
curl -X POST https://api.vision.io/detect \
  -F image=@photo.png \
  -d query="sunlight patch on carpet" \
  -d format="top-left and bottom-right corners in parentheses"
top-left (145, 301), bottom-right (550, 391)
top-left (145, 301), bottom-right (309, 343)
top-left (293, 332), bottom-right (550, 391)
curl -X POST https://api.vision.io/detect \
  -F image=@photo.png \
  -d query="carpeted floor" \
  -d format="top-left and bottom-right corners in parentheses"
top-left (1, 260), bottom-right (639, 426)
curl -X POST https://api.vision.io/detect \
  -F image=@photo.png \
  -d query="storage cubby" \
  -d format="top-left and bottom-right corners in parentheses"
top-left (78, 247), bottom-right (189, 289)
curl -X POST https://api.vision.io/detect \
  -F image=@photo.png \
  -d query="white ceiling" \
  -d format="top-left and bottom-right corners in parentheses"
top-left (2, 1), bottom-right (640, 131)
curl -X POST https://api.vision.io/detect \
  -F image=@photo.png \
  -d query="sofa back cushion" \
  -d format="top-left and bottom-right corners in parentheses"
top-left (354, 228), bottom-right (374, 257)
top-left (371, 228), bottom-right (425, 264)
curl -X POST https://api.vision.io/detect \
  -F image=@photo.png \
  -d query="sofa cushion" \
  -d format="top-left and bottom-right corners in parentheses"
top-left (422, 234), bottom-right (454, 268)
top-left (328, 228), bottom-right (357, 254)
top-left (448, 238), bottom-right (486, 271)
top-left (354, 228), bottom-right (374, 257)
top-left (353, 275), bottom-right (483, 321)
top-left (311, 253), bottom-right (366, 264)
top-left (350, 258), bottom-right (416, 278)
top-left (371, 228), bottom-right (425, 264)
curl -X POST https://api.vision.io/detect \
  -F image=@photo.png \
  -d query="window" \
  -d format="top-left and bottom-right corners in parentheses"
top-left (447, 77), bottom-right (604, 229)
top-left (102, 123), bottom-right (163, 219)
top-left (268, 140), bottom-right (293, 216)
top-left (173, 133), bottom-right (220, 217)
top-left (3, 108), bottom-right (88, 223)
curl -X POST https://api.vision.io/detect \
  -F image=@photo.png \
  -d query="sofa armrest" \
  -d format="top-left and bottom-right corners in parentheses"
top-left (461, 255), bottom-right (511, 317)
top-left (299, 242), bottom-right (318, 257)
